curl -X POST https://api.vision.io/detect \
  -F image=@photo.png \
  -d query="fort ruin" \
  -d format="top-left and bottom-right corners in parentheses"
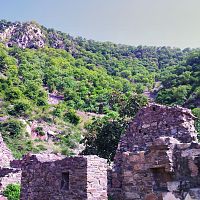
top-left (20, 154), bottom-right (107, 200)
top-left (0, 104), bottom-right (200, 200)
top-left (111, 104), bottom-right (200, 200)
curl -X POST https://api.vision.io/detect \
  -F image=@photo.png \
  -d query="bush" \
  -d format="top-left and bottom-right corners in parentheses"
top-left (61, 147), bottom-right (71, 155)
top-left (9, 99), bottom-right (31, 116)
top-left (64, 109), bottom-right (80, 125)
top-left (192, 108), bottom-right (200, 138)
top-left (35, 126), bottom-right (45, 136)
top-left (3, 184), bottom-right (20, 200)
top-left (36, 97), bottom-right (48, 106)
top-left (5, 87), bottom-right (22, 101)
top-left (0, 119), bottom-right (24, 137)
top-left (6, 138), bottom-right (40, 159)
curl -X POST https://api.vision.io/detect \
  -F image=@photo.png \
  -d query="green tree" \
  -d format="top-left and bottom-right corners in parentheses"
top-left (82, 94), bottom-right (148, 162)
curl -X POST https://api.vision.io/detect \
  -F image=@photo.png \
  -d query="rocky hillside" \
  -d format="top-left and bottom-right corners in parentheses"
top-left (0, 20), bottom-right (192, 68)
top-left (0, 19), bottom-right (199, 160)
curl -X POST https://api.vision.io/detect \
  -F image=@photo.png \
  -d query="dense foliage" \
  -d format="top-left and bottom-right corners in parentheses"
top-left (156, 51), bottom-right (200, 107)
top-left (0, 20), bottom-right (199, 160)
top-left (82, 94), bottom-right (148, 162)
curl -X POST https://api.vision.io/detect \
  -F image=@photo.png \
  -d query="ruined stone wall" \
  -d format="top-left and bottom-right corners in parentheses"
top-left (0, 133), bottom-right (21, 192)
top-left (20, 154), bottom-right (107, 200)
top-left (169, 142), bottom-right (200, 199)
top-left (87, 157), bottom-right (107, 199)
top-left (118, 104), bottom-right (197, 153)
top-left (2, 103), bottom-right (200, 200)
top-left (110, 104), bottom-right (200, 200)
top-left (0, 168), bottom-right (21, 191)
top-left (112, 137), bottom-right (200, 200)
top-left (0, 134), bottom-right (13, 168)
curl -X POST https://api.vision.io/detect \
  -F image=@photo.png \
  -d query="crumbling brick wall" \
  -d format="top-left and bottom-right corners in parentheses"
top-left (110, 104), bottom-right (200, 200)
top-left (20, 154), bottom-right (107, 200)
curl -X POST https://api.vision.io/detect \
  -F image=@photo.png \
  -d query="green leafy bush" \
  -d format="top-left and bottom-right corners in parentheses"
top-left (82, 94), bottom-right (148, 162)
top-left (35, 126), bottom-right (45, 136)
top-left (192, 108), bottom-right (200, 138)
top-left (0, 119), bottom-right (24, 137)
top-left (64, 109), bottom-right (80, 125)
top-left (5, 87), bottom-right (23, 102)
top-left (61, 147), bottom-right (71, 155)
top-left (3, 184), bottom-right (20, 200)
top-left (9, 99), bottom-right (31, 116)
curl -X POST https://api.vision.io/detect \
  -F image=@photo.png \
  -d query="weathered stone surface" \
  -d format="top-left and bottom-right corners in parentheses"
top-left (110, 104), bottom-right (200, 200)
top-left (144, 193), bottom-right (159, 200)
top-left (20, 154), bottom-right (107, 200)
top-left (162, 192), bottom-right (180, 200)
top-left (0, 133), bottom-right (13, 168)
top-left (118, 104), bottom-right (197, 154)
top-left (0, 22), bottom-right (46, 49)
top-left (0, 133), bottom-right (21, 193)
top-left (0, 195), bottom-right (7, 200)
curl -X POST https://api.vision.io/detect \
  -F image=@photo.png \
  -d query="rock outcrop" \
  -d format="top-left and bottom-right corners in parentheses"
top-left (0, 22), bottom-right (46, 49)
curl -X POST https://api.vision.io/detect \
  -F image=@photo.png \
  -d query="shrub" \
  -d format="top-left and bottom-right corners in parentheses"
top-left (9, 99), bottom-right (31, 116)
top-left (7, 139), bottom-right (40, 159)
top-left (64, 109), bottom-right (80, 125)
top-left (192, 108), bottom-right (200, 138)
top-left (52, 104), bottom-right (66, 118)
top-left (5, 87), bottom-right (22, 101)
top-left (3, 184), bottom-right (20, 200)
top-left (0, 119), bottom-right (24, 137)
top-left (36, 144), bottom-right (47, 151)
top-left (36, 97), bottom-right (48, 106)
top-left (61, 147), bottom-right (71, 155)
top-left (35, 126), bottom-right (45, 136)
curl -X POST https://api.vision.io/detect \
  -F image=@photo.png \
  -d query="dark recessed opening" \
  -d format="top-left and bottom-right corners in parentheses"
top-left (152, 107), bottom-right (156, 111)
top-left (144, 132), bottom-right (147, 135)
top-left (61, 172), bottom-right (69, 191)
top-left (139, 129), bottom-right (142, 133)
top-left (8, 43), bottom-right (13, 47)
top-left (151, 167), bottom-right (172, 192)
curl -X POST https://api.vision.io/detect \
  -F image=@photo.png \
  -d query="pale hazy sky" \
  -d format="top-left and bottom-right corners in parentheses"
top-left (0, 0), bottom-right (200, 48)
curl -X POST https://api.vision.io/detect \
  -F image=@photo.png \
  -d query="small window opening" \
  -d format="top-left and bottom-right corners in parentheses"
top-left (61, 172), bottom-right (69, 190)
top-left (151, 168), bottom-right (172, 191)
top-left (152, 107), bottom-right (156, 111)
